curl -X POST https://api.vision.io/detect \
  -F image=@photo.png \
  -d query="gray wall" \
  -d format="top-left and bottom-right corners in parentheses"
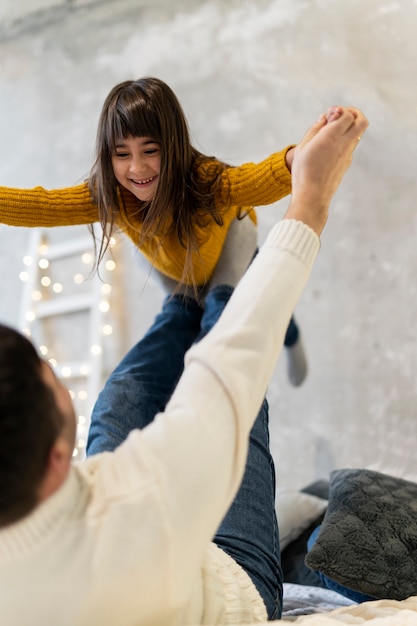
top-left (1, 0), bottom-right (417, 488)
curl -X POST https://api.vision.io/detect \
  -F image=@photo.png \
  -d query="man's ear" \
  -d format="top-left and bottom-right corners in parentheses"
top-left (37, 437), bottom-right (72, 502)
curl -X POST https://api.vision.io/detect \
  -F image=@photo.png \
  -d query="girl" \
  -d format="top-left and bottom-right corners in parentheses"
top-left (0, 76), bottom-right (307, 384)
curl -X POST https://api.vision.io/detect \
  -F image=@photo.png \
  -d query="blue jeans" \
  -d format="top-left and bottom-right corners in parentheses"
top-left (87, 287), bottom-right (282, 619)
top-left (307, 527), bottom-right (376, 604)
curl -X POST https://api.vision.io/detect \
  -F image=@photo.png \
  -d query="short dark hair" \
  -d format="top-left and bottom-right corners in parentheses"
top-left (0, 324), bottom-right (64, 526)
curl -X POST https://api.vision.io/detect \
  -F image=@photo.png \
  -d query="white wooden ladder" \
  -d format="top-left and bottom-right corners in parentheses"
top-left (18, 225), bottom-right (116, 460)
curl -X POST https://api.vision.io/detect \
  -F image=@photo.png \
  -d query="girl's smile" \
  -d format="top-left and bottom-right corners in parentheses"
top-left (112, 135), bottom-right (161, 202)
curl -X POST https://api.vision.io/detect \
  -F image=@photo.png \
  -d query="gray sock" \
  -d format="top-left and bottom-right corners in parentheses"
top-left (209, 217), bottom-right (258, 290)
top-left (286, 335), bottom-right (308, 386)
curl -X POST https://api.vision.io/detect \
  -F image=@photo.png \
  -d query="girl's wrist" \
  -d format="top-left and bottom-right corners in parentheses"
top-left (285, 147), bottom-right (295, 172)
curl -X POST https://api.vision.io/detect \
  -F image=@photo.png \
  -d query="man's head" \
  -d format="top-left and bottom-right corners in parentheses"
top-left (0, 324), bottom-right (76, 527)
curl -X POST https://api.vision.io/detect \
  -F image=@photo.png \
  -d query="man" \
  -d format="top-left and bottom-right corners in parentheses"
top-left (0, 106), bottom-right (368, 625)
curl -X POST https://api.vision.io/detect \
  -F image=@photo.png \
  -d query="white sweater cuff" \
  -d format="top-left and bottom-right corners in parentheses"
top-left (263, 218), bottom-right (320, 267)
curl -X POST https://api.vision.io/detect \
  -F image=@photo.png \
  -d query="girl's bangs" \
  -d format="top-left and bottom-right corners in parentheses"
top-left (107, 96), bottom-right (160, 149)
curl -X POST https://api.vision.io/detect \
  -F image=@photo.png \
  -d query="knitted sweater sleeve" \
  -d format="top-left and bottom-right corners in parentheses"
top-left (217, 146), bottom-right (293, 208)
top-left (110, 219), bottom-right (320, 603)
top-left (0, 183), bottom-right (99, 227)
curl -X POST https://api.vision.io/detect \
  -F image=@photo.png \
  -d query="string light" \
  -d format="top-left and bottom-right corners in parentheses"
top-left (32, 290), bottom-right (42, 301)
top-left (20, 232), bottom-right (119, 461)
top-left (81, 252), bottom-right (92, 264)
top-left (99, 300), bottom-right (110, 313)
top-left (105, 259), bottom-right (116, 271)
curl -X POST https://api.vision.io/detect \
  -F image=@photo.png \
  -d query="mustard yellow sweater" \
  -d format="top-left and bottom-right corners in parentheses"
top-left (0, 148), bottom-right (292, 284)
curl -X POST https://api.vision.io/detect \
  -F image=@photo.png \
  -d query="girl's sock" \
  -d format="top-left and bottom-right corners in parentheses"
top-left (285, 335), bottom-right (308, 386)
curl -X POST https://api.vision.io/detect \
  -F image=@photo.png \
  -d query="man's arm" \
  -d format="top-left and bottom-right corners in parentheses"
top-left (113, 106), bottom-right (369, 596)
top-left (132, 218), bottom-right (320, 598)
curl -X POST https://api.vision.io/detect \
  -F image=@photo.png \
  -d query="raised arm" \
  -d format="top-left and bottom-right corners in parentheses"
top-left (217, 146), bottom-right (293, 208)
top-left (219, 106), bottom-right (366, 213)
top-left (112, 106), bottom-right (369, 594)
top-left (0, 182), bottom-right (99, 227)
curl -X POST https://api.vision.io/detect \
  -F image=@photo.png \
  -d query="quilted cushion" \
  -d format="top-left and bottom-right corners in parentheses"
top-left (305, 468), bottom-right (417, 600)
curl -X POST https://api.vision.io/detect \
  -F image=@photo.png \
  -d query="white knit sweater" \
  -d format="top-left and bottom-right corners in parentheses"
top-left (0, 219), bottom-right (320, 625)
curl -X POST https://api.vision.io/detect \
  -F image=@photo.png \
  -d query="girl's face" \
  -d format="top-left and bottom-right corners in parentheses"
top-left (111, 135), bottom-right (161, 202)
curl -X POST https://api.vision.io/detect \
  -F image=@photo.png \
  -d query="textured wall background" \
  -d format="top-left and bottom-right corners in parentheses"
top-left (1, 0), bottom-right (417, 487)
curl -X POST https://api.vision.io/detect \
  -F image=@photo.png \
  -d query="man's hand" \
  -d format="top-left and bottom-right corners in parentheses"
top-left (285, 106), bottom-right (369, 235)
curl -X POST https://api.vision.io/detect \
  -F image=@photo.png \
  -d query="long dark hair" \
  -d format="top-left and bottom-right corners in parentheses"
top-left (89, 77), bottom-right (228, 289)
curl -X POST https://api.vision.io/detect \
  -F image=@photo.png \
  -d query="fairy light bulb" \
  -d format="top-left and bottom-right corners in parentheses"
top-left (82, 253), bottom-right (92, 264)
top-left (105, 259), bottom-right (116, 271)
top-left (99, 300), bottom-right (110, 313)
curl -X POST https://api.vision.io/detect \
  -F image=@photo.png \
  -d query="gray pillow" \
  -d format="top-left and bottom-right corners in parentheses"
top-left (305, 468), bottom-right (417, 600)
